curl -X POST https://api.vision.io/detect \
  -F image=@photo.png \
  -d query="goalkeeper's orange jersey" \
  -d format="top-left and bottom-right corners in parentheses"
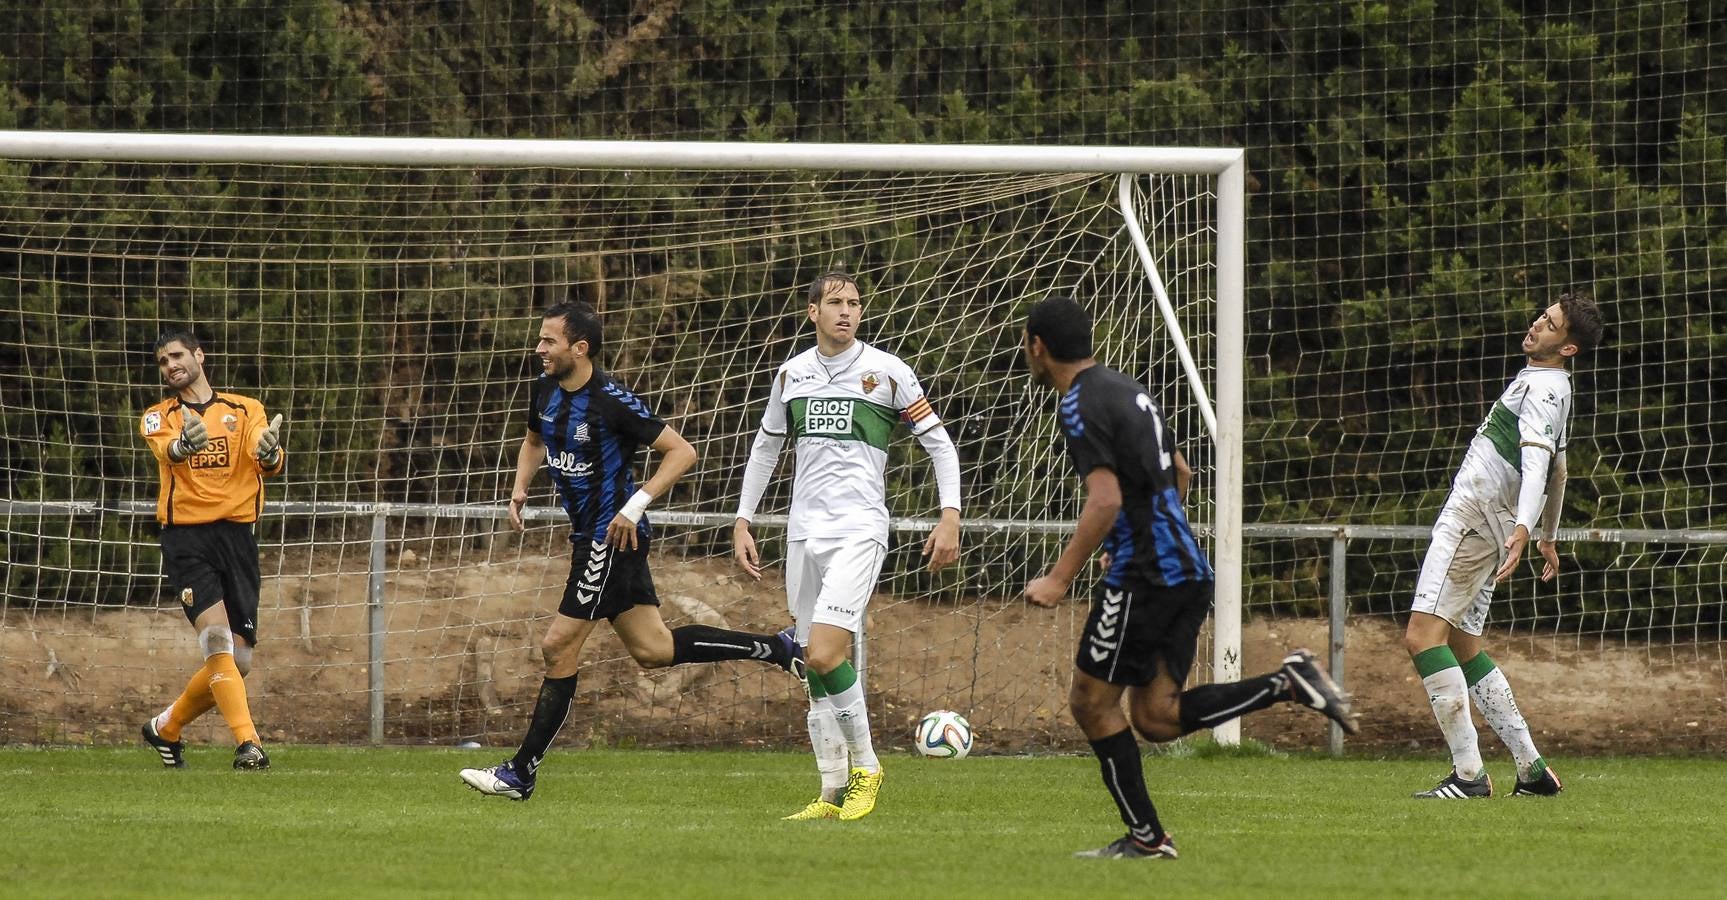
top-left (139, 391), bottom-right (285, 526)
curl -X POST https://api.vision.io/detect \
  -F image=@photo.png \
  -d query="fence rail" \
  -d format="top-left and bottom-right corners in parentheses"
top-left (6, 500), bottom-right (1723, 751)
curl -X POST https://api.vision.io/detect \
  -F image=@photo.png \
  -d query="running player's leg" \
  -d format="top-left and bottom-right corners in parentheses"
top-left (1153, 582), bottom-right (1357, 736)
top-left (607, 546), bottom-right (798, 672)
top-left (1071, 669), bottom-right (1172, 857)
top-left (460, 612), bottom-right (597, 800)
top-left (463, 541), bottom-right (613, 800)
top-left (1070, 584), bottom-right (1171, 857)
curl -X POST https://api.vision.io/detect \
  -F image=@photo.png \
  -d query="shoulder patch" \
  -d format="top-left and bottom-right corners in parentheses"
top-left (601, 381), bottom-right (653, 419)
top-left (142, 411), bottom-right (162, 434)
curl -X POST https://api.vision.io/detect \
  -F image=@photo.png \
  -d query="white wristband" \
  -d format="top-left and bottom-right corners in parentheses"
top-left (619, 489), bottom-right (653, 525)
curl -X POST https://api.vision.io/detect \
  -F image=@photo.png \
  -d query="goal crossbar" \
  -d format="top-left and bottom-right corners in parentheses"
top-left (0, 130), bottom-right (1241, 175)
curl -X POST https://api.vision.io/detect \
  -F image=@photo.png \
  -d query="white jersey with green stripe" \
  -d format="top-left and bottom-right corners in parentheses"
top-left (759, 341), bottom-right (939, 546)
top-left (1453, 365), bottom-right (1571, 513)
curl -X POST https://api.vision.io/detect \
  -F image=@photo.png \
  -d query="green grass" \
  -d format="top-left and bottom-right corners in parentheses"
top-left (4, 746), bottom-right (1724, 898)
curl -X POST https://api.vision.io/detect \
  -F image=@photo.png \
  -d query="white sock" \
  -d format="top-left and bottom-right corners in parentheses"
top-left (152, 706), bottom-right (173, 732)
top-left (806, 698), bottom-right (849, 804)
top-left (1422, 666), bottom-right (1484, 780)
top-left (1469, 668), bottom-right (1541, 779)
top-left (827, 679), bottom-right (880, 773)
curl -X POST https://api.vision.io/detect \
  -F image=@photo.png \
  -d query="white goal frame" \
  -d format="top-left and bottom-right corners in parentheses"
top-left (0, 130), bottom-right (1247, 742)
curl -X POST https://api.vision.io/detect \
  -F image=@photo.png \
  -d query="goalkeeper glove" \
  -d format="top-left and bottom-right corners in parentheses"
top-left (255, 413), bottom-right (284, 467)
top-left (168, 410), bottom-right (210, 462)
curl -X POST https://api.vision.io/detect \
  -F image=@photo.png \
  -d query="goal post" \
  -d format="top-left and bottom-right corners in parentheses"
top-left (0, 131), bottom-right (1244, 748)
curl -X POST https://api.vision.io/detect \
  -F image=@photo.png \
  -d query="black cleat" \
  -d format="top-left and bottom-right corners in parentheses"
top-left (459, 760), bottom-right (536, 800)
top-left (775, 626), bottom-right (806, 678)
top-left (233, 741), bottom-right (271, 770)
top-left (1412, 769), bottom-right (1492, 799)
top-left (1280, 648), bottom-right (1359, 735)
top-left (141, 719), bottom-right (186, 769)
top-left (1073, 834), bottom-right (1179, 860)
top-left (1512, 761), bottom-right (1563, 797)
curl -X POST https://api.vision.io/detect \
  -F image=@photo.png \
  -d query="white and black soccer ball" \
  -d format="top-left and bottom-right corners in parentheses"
top-left (914, 709), bottom-right (973, 759)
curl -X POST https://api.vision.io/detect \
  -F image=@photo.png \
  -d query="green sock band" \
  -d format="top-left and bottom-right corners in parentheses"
top-left (804, 670), bottom-right (828, 700)
top-left (1460, 651), bottom-right (1497, 688)
top-left (819, 660), bottom-right (859, 695)
top-left (1413, 645), bottom-right (1461, 679)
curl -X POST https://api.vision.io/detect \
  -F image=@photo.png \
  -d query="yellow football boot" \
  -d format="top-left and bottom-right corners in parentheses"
top-left (838, 767), bottom-right (884, 821)
top-left (781, 798), bottom-right (842, 820)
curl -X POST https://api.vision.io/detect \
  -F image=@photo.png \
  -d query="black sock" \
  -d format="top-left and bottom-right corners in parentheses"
top-left (1176, 671), bottom-right (1289, 735)
top-left (511, 673), bottom-right (578, 776)
top-left (670, 624), bottom-right (785, 666)
top-left (1089, 728), bottom-right (1164, 844)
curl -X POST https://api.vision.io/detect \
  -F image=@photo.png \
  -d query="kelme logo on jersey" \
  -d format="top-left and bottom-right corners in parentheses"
top-left (805, 398), bottom-right (854, 435)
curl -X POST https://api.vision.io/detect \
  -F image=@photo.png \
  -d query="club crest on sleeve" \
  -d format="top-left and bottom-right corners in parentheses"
top-left (143, 411), bottom-right (162, 434)
top-left (860, 372), bottom-right (880, 395)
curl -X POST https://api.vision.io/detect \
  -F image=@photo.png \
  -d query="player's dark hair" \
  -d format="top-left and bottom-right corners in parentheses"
top-left (1557, 291), bottom-right (1603, 355)
top-left (543, 300), bottom-right (602, 358)
top-left (153, 329), bottom-right (201, 356)
top-left (807, 271), bottom-right (858, 305)
top-left (1025, 295), bottom-right (1094, 362)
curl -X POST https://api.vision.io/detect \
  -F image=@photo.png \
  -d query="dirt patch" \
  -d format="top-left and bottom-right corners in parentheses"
top-left (3, 554), bottom-right (1722, 755)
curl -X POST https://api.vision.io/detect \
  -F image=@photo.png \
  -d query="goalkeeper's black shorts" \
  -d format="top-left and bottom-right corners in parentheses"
top-left (559, 536), bottom-right (660, 621)
top-left (160, 520), bottom-right (262, 646)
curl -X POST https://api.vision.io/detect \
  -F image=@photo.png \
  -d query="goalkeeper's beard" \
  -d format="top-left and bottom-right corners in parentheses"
top-left (165, 367), bottom-right (202, 393)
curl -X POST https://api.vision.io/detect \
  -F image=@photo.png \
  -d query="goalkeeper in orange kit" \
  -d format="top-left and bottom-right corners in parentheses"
top-left (138, 330), bottom-right (285, 771)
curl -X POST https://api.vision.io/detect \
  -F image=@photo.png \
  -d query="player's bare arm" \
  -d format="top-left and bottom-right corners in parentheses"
top-left (508, 430), bottom-right (544, 532)
top-left (1532, 448), bottom-right (1568, 582)
top-left (1172, 449), bottom-right (1192, 503)
top-left (1025, 467), bottom-right (1121, 608)
top-left (605, 425), bottom-right (696, 551)
top-left (733, 518), bottom-right (763, 580)
top-left (1493, 525), bottom-right (1532, 583)
top-left (922, 507), bottom-right (961, 572)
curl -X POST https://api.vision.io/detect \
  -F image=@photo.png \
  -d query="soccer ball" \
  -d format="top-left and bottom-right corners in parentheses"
top-left (914, 710), bottom-right (973, 759)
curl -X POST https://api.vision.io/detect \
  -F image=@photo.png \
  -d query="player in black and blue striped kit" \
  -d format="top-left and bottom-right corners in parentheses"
top-left (460, 301), bottom-right (801, 802)
top-left (1021, 295), bottom-right (1358, 860)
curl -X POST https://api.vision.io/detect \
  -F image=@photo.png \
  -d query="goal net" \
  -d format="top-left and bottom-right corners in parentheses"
top-left (0, 134), bottom-right (1242, 751)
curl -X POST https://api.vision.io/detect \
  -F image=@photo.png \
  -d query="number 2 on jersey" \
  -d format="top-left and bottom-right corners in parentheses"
top-left (1136, 393), bottom-right (1173, 470)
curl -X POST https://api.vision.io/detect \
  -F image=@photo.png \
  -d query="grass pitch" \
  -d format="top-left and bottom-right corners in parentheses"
top-left (3, 744), bottom-right (1722, 898)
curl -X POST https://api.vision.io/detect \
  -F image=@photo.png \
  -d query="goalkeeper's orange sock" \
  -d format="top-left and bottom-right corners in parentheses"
top-left (158, 663), bottom-right (219, 742)
top-left (205, 652), bottom-right (260, 746)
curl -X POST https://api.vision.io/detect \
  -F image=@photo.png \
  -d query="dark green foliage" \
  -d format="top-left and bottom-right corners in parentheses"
top-left (1, 2), bottom-right (1723, 629)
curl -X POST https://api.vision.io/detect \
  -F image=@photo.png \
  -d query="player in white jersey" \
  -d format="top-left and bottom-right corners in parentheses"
top-left (1404, 292), bottom-right (1603, 799)
top-left (734, 271), bottom-right (962, 821)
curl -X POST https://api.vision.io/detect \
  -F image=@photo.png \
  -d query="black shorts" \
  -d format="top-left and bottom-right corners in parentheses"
top-left (1075, 579), bottom-right (1212, 687)
top-left (559, 537), bottom-right (660, 621)
top-left (160, 520), bottom-right (262, 646)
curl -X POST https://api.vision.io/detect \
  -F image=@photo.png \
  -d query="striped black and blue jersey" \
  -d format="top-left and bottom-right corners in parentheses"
top-left (1059, 364), bottom-right (1214, 588)
top-left (524, 371), bottom-right (666, 543)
